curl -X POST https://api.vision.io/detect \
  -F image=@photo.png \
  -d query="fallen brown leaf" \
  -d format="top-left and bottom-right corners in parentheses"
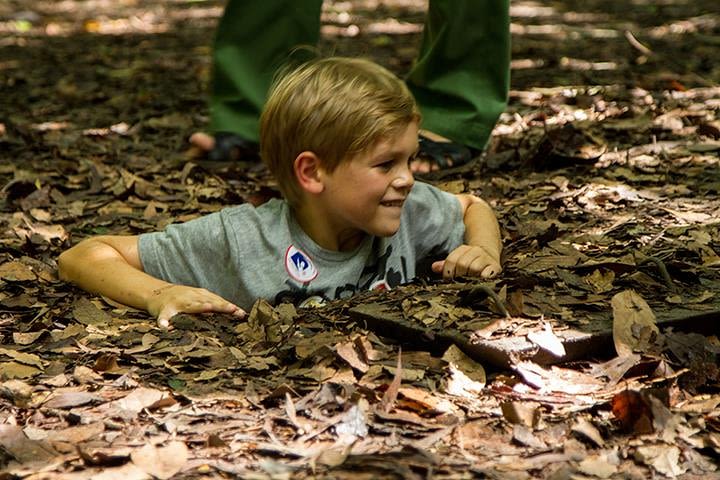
top-left (130, 441), bottom-right (188, 479)
top-left (611, 290), bottom-right (660, 356)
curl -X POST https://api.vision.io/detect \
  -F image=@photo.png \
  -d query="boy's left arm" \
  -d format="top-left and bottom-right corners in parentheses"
top-left (432, 194), bottom-right (502, 279)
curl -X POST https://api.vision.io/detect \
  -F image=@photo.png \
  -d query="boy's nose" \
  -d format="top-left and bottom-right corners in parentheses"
top-left (392, 165), bottom-right (414, 190)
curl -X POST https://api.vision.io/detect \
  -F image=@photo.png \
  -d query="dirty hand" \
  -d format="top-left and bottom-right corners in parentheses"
top-left (432, 245), bottom-right (502, 280)
top-left (146, 285), bottom-right (245, 329)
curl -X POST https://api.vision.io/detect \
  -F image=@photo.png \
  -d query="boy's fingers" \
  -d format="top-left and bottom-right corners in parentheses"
top-left (454, 261), bottom-right (468, 278)
top-left (159, 306), bottom-right (174, 318)
top-left (152, 287), bottom-right (242, 327)
top-left (225, 302), bottom-right (247, 317)
top-left (480, 264), bottom-right (497, 278)
top-left (182, 296), bottom-right (244, 316)
top-left (157, 306), bottom-right (177, 329)
top-left (481, 262), bottom-right (502, 278)
top-left (437, 246), bottom-right (501, 281)
top-left (220, 302), bottom-right (242, 314)
top-left (432, 260), bottom-right (457, 280)
top-left (457, 249), bottom-right (484, 277)
top-left (441, 246), bottom-right (469, 279)
top-left (445, 263), bottom-right (457, 280)
top-left (217, 303), bottom-right (246, 317)
top-left (467, 256), bottom-right (488, 276)
top-left (211, 299), bottom-right (245, 316)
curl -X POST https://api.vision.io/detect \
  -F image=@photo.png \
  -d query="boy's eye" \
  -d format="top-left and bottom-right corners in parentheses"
top-left (377, 160), bottom-right (394, 170)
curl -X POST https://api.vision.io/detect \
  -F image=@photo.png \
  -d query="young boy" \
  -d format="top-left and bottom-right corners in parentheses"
top-left (58, 57), bottom-right (502, 328)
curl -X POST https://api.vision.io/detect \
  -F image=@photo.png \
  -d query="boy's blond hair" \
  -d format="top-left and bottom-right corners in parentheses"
top-left (260, 57), bottom-right (420, 206)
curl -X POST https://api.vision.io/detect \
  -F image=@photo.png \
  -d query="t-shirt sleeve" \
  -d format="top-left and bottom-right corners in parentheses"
top-left (138, 210), bottom-right (238, 295)
top-left (404, 182), bottom-right (465, 261)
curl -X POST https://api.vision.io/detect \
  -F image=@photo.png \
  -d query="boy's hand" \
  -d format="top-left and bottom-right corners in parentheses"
top-left (432, 245), bottom-right (501, 280)
top-left (146, 285), bottom-right (246, 329)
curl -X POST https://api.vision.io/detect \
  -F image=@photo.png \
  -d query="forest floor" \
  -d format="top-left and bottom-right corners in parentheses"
top-left (1, 0), bottom-right (719, 478)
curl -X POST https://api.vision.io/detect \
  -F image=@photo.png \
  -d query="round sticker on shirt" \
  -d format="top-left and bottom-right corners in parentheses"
top-left (285, 245), bottom-right (318, 283)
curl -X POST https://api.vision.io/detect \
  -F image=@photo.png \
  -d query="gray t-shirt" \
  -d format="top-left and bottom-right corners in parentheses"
top-left (138, 181), bottom-right (464, 310)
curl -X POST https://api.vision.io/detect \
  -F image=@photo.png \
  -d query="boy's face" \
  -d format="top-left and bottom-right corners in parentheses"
top-left (319, 120), bottom-right (418, 243)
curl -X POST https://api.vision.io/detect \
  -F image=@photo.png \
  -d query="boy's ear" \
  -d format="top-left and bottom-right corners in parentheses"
top-left (294, 151), bottom-right (325, 194)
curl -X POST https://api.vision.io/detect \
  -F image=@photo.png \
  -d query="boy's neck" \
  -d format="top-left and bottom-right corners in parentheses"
top-left (292, 204), bottom-right (366, 252)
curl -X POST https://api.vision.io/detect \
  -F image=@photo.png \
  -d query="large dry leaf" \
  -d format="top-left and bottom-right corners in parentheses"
top-left (12, 331), bottom-right (46, 345)
top-left (0, 379), bottom-right (33, 407)
top-left (571, 418), bottom-right (605, 447)
top-left (0, 260), bottom-right (36, 281)
top-left (72, 297), bottom-right (113, 326)
top-left (512, 425), bottom-right (546, 449)
top-left (577, 452), bottom-right (619, 478)
top-left (0, 425), bottom-right (58, 464)
top-left (130, 441), bottom-right (188, 479)
top-left (335, 399), bottom-right (369, 439)
top-left (46, 422), bottom-right (105, 444)
top-left (0, 361), bottom-right (41, 379)
top-left (284, 392), bottom-right (311, 435)
top-left (379, 350), bottom-right (402, 413)
top-left (0, 347), bottom-right (45, 368)
top-left (514, 361), bottom-right (604, 396)
top-left (25, 223), bottom-right (68, 244)
top-left (294, 331), bottom-right (346, 359)
top-left (43, 390), bottom-right (102, 409)
top-left (634, 445), bottom-right (687, 477)
top-left (526, 322), bottom-right (566, 357)
top-left (611, 290), bottom-right (659, 356)
top-left (73, 464), bottom-right (151, 480)
top-left (662, 207), bottom-right (713, 224)
top-left (108, 387), bottom-right (169, 416)
top-left (583, 268), bottom-right (615, 293)
top-left (442, 344), bottom-right (486, 397)
top-left (313, 440), bottom-right (355, 468)
top-left (335, 340), bottom-right (369, 373)
top-left (588, 353), bottom-right (641, 385)
top-left (73, 365), bottom-right (103, 384)
top-left (398, 386), bottom-right (458, 416)
top-left (501, 401), bottom-right (539, 428)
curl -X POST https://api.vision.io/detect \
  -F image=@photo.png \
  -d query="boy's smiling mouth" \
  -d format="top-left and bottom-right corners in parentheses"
top-left (380, 199), bottom-right (405, 208)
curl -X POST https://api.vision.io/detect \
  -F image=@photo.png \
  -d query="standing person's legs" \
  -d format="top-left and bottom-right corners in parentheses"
top-left (406, 0), bottom-right (510, 152)
top-left (209, 0), bottom-right (324, 144)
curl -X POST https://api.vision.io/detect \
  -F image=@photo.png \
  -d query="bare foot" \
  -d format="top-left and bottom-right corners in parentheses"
top-left (188, 132), bottom-right (259, 162)
top-left (185, 132), bottom-right (215, 160)
top-left (189, 131), bottom-right (214, 151)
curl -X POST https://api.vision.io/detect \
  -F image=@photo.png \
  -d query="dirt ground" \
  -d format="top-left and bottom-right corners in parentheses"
top-left (1, 0), bottom-right (719, 479)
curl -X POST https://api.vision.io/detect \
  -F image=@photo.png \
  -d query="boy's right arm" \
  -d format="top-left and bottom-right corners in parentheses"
top-left (58, 236), bottom-right (244, 327)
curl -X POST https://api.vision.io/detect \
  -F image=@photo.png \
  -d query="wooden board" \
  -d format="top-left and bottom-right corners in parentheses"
top-left (349, 302), bottom-right (720, 369)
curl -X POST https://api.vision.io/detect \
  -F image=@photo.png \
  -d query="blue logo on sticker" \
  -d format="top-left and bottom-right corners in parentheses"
top-left (285, 245), bottom-right (318, 283)
top-left (290, 252), bottom-right (309, 271)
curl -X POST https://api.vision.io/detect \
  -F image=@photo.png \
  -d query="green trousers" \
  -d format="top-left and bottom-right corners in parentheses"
top-left (210, 0), bottom-right (510, 151)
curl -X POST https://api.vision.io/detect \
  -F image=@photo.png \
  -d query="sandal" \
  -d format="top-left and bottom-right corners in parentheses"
top-left (417, 135), bottom-right (474, 169)
top-left (208, 132), bottom-right (260, 162)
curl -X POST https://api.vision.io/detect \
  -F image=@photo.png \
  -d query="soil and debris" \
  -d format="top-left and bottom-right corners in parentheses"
top-left (1, 0), bottom-right (719, 478)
